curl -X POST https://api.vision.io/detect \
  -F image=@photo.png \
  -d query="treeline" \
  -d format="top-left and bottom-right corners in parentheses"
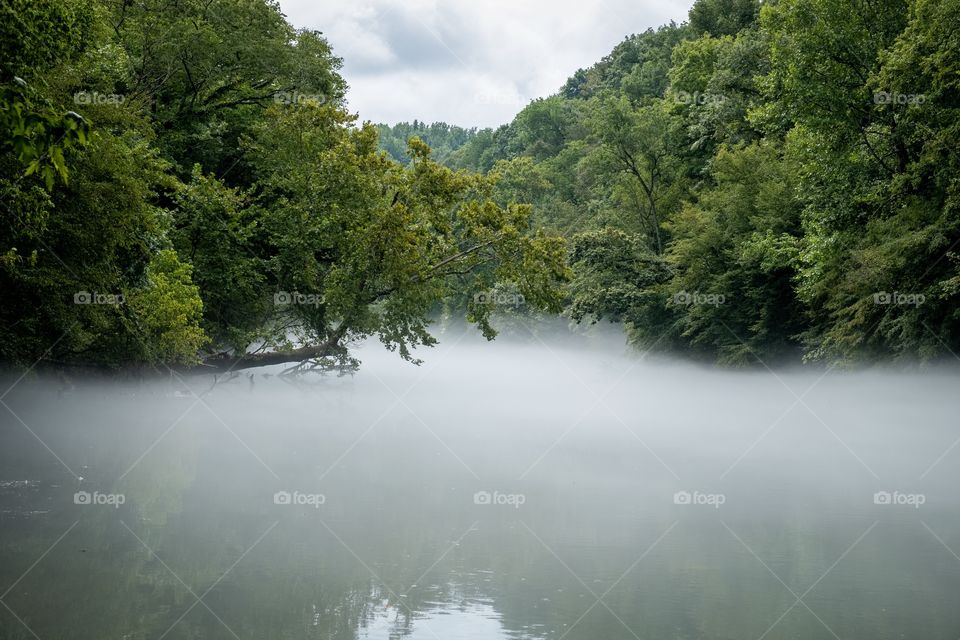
top-left (377, 121), bottom-right (479, 165)
top-left (0, 0), bottom-right (568, 371)
top-left (4, 0), bottom-right (958, 372)
top-left (426, 0), bottom-right (959, 365)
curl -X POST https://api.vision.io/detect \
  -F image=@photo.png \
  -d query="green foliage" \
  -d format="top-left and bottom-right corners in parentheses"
top-left (451, 0), bottom-right (960, 365)
top-left (688, 0), bottom-right (760, 37)
top-left (3, 0), bottom-right (958, 370)
top-left (668, 29), bottom-right (767, 155)
top-left (561, 25), bottom-right (689, 102)
top-left (101, 0), bottom-right (347, 181)
top-left (0, 0), bottom-right (92, 77)
top-left (247, 105), bottom-right (570, 358)
top-left (1, 0), bottom-right (568, 371)
top-left (666, 142), bottom-right (805, 363)
top-left (516, 97), bottom-right (577, 159)
top-left (377, 121), bottom-right (478, 165)
top-left (587, 96), bottom-right (689, 254)
top-left (0, 80), bottom-right (90, 188)
top-left (128, 250), bottom-right (207, 365)
top-left (568, 228), bottom-right (674, 329)
top-left (171, 167), bottom-right (269, 351)
top-left (0, 0), bottom-right (92, 187)
top-left (0, 107), bottom-right (201, 367)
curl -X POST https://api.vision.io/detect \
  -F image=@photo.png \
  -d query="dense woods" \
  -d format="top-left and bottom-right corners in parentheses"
top-left (0, 0), bottom-right (568, 371)
top-left (393, 0), bottom-right (960, 365)
top-left (3, 0), bottom-right (959, 370)
top-left (377, 121), bottom-right (479, 166)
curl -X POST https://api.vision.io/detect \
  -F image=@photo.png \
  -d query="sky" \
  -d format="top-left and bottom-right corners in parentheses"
top-left (276, 0), bottom-right (692, 128)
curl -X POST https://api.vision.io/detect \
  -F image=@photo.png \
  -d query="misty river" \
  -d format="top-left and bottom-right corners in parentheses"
top-left (1, 323), bottom-right (959, 639)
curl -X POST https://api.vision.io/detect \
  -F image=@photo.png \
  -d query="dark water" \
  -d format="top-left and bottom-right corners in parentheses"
top-left (1, 326), bottom-right (959, 639)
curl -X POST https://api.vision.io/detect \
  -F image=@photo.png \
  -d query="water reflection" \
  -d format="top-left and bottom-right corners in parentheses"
top-left (358, 592), bottom-right (536, 640)
top-left (1, 325), bottom-right (959, 639)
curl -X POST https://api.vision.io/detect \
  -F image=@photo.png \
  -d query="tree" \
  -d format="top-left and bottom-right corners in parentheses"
top-left (758, 0), bottom-right (959, 362)
top-left (170, 167), bottom-right (269, 352)
top-left (202, 104), bottom-right (571, 370)
top-left (377, 121), bottom-right (477, 165)
top-left (588, 96), bottom-right (687, 255)
top-left (101, 0), bottom-right (346, 181)
top-left (666, 142), bottom-right (805, 364)
top-left (688, 0), bottom-right (760, 37)
top-left (568, 228), bottom-right (678, 350)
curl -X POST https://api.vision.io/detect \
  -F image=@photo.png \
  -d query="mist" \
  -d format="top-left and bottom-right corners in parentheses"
top-left (2, 321), bottom-right (958, 639)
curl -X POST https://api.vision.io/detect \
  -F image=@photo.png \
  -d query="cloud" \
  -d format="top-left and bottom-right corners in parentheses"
top-left (277, 0), bottom-right (692, 127)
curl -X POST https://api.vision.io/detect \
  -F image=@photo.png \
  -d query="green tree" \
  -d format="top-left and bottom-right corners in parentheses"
top-left (688, 0), bottom-right (760, 37)
top-left (210, 103), bottom-right (572, 369)
top-left (666, 142), bottom-right (805, 363)
top-left (588, 96), bottom-right (688, 255)
top-left (568, 228), bottom-right (678, 350)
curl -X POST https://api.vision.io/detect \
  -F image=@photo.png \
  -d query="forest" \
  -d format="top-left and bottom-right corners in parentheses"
top-left (3, 0), bottom-right (959, 370)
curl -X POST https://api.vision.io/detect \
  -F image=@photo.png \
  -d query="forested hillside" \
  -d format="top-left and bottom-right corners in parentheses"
top-left (377, 121), bottom-right (478, 165)
top-left (3, 0), bottom-right (959, 371)
top-left (421, 0), bottom-right (960, 364)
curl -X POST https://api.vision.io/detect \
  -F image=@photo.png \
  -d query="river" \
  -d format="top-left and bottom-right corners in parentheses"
top-left (1, 324), bottom-right (958, 639)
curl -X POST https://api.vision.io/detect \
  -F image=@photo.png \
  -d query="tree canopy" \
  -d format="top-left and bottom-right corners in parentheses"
top-left (0, 0), bottom-right (568, 372)
top-left (3, 0), bottom-right (958, 371)
top-left (441, 0), bottom-right (960, 366)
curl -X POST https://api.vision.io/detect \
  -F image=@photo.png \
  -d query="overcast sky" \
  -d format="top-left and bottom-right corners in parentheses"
top-left (276, 0), bottom-right (692, 128)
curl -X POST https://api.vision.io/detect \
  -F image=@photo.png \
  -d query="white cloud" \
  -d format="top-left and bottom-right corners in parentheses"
top-left (277, 0), bottom-right (693, 127)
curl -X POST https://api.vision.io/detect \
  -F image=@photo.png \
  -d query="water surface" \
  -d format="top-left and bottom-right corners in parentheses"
top-left (1, 326), bottom-right (959, 639)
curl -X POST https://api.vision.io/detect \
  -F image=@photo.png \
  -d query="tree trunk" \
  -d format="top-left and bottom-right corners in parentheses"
top-left (194, 342), bottom-right (346, 372)
top-left (190, 325), bottom-right (350, 373)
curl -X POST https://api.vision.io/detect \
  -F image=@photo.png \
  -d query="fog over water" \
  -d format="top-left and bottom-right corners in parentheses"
top-left (1, 321), bottom-right (959, 639)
